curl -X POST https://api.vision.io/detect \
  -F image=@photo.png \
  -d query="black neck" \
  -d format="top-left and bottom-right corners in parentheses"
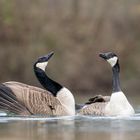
top-left (34, 64), bottom-right (62, 96)
top-left (112, 61), bottom-right (121, 93)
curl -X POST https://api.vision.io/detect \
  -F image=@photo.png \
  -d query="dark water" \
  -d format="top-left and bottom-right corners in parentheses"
top-left (0, 112), bottom-right (140, 140)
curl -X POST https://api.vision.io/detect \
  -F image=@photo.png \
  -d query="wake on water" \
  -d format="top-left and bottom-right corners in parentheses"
top-left (0, 112), bottom-right (140, 121)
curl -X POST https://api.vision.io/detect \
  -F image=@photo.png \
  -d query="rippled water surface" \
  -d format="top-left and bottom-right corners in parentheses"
top-left (0, 111), bottom-right (140, 140)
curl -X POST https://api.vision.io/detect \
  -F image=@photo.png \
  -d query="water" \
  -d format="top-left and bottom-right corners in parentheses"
top-left (0, 112), bottom-right (140, 140)
top-left (0, 95), bottom-right (139, 140)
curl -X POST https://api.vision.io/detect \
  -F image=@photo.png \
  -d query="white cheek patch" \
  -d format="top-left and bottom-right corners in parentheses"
top-left (36, 62), bottom-right (48, 71)
top-left (107, 56), bottom-right (118, 67)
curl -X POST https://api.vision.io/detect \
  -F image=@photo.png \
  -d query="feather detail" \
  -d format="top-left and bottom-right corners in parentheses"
top-left (1, 81), bottom-right (72, 116)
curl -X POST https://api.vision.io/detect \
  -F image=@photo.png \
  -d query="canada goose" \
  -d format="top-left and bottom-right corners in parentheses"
top-left (78, 52), bottom-right (135, 116)
top-left (0, 52), bottom-right (75, 116)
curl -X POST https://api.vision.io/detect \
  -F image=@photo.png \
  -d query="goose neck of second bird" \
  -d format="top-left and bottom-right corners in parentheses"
top-left (112, 62), bottom-right (121, 93)
top-left (105, 60), bottom-right (135, 116)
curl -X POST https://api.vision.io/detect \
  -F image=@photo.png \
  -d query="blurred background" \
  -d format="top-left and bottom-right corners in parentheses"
top-left (0, 0), bottom-right (140, 104)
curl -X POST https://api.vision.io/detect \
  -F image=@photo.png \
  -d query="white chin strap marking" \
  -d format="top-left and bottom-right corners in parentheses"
top-left (36, 62), bottom-right (48, 71)
top-left (107, 56), bottom-right (118, 67)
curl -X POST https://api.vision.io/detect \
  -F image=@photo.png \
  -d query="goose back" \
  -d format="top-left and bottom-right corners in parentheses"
top-left (78, 102), bottom-right (108, 116)
top-left (1, 81), bottom-right (71, 116)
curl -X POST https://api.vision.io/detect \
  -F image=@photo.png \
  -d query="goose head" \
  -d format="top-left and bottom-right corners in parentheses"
top-left (35, 52), bottom-right (54, 71)
top-left (99, 52), bottom-right (119, 67)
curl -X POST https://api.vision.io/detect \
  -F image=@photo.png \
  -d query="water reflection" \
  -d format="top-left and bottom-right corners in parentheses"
top-left (0, 115), bottom-right (140, 140)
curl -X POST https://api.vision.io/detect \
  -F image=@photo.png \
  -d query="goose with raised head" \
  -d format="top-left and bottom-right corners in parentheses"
top-left (0, 52), bottom-right (75, 116)
top-left (78, 52), bottom-right (135, 116)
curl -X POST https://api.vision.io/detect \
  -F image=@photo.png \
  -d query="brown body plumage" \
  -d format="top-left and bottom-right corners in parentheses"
top-left (0, 81), bottom-right (71, 116)
top-left (78, 102), bottom-right (108, 116)
top-left (78, 95), bottom-right (110, 116)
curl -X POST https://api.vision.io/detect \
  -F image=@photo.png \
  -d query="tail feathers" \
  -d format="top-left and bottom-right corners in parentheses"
top-left (0, 84), bottom-right (31, 115)
top-left (85, 95), bottom-right (110, 105)
top-left (85, 95), bottom-right (107, 105)
top-left (0, 100), bottom-right (22, 114)
top-left (0, 87), bottom-right (25, 110)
